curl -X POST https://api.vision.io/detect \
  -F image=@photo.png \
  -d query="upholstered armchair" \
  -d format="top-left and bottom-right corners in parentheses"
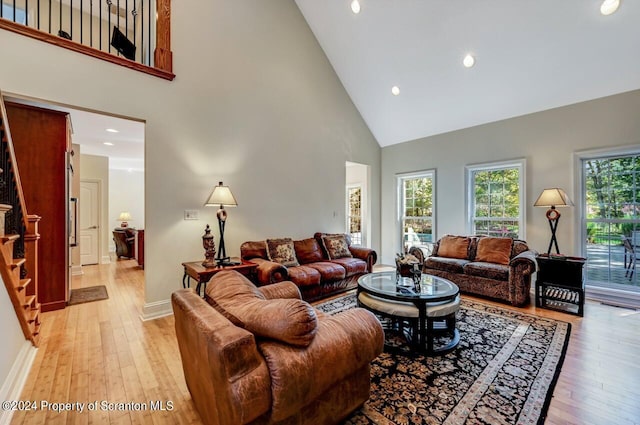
top-left (113, 229), bottom-right (135, 258)
top-left (171, 270), bottom-right (384, 425)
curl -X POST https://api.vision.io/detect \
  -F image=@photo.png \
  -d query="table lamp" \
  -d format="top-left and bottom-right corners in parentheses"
top-left (117, 211), bottom-right (132, 228)
top-left (205, 181), bottom-right (238, 265)
top-left (534, 188), bottom-right (573, 255)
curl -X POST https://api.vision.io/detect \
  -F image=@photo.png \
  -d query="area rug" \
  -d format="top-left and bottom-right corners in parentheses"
top-left (314, 293), bottom-right (570, 425)
top-left (68, 285), bottom-right (109, 305)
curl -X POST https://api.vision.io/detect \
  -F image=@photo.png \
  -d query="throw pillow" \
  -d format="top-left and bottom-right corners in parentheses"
top-left (322, 234), bottom-right (353, 259)
top-left (266, 238), bottom-right (300, 267)
top-left (206, 270), bottom-right (318, 347)
top-left (475, 237), bottom-right (513, 265)
top-left (438, 236), bottom-right (470, 259)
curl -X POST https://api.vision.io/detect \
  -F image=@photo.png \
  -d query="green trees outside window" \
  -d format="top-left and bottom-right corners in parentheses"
top-left (470, 166), bottom-right (521, 238)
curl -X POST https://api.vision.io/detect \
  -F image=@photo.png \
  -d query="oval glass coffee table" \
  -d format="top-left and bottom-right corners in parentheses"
top-left (357, 271), bottom-right (460, 355)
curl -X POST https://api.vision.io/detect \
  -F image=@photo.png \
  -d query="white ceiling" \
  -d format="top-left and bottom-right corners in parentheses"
top-left (295, 0), bottom-right (640, 147)
top-left (66, 109), bottom-right (144, 171)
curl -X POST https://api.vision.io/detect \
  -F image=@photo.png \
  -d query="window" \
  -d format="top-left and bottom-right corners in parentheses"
top-left (466, 160), bottom-right (525, 239)
top-left (1, 4), bottom-right (26, 24)
top-left (347, 185), bottom-right (362, 246)
top-left (580, 151), bottom-right (640, 293)
top-left (398, 171), bottom-right (435, 252)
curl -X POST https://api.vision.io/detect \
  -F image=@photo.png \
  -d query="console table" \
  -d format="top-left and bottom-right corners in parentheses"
top-left (182, 260), bottom-right (258, 297)
top-left (535, 254), bottom-right (586, 316)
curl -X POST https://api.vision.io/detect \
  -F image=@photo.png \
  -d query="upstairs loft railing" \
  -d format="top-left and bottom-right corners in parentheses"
top-left (0, 0), bottom-right (173, 80)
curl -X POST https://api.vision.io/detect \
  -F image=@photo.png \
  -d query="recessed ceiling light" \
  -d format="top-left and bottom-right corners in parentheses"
top-left (391, 86), bottom-right (400, 96)
top-left (106, 128), bottom-right (119, 133)
top-left (463, 54), bottom-right (475, 68)
top-left (600, 0), bottom-right (620, 15)
top-left (350, 0), bottom-right (361, 14)
top-left (103, 142), bottom-right (114, 146)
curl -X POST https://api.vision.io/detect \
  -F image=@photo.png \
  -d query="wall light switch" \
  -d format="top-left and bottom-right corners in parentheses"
top-left (184, 209), bottom-right (199, 220)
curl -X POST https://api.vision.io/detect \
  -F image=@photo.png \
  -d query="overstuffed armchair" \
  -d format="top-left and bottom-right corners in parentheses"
top-left (171, 270), bottom-right (384, 425)
top-left (113, 229), bottom-right (135, 258)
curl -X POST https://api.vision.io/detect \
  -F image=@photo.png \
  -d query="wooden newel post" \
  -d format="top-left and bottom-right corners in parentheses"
top-left (24, 215), bottom-right (41, 300)
top-left (154, 0), bottom-right (173, 73)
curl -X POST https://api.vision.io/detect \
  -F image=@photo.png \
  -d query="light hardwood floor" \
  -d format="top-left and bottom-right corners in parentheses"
top-left (10, 260), bottom-right (640, 424)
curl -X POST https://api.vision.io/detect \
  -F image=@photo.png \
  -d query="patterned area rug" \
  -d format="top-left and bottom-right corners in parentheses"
top-left (68, 285), bottom-right (109, 305)
top-left (314, 293), bottom-right (570, 425)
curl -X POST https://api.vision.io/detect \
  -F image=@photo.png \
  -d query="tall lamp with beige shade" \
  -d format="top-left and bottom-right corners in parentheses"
top-left (205, 181), bottom-right (238, 265)
top-left (534, 188), bottom-right (574, 255)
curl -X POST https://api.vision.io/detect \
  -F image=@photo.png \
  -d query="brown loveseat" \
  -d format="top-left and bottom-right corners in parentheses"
top-left (171, 270), bottom-right (384, 425)
top-left (410, 235), bottom-right (537, 306)
top-left (240, 232), bottom-right (377, 301)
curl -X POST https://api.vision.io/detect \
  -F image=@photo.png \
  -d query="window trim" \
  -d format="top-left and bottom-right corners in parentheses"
top-left (574, 144), bottom-right (640, 256)
top-left (397, 169), bottom-right (437, 252)
top-left (465, 159), bottom-right (526, 239)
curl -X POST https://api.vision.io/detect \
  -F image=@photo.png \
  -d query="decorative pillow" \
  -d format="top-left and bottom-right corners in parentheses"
top-left (438, 236), bottom-right (470, 259)
top-left (206, 270), bottom-right (318, 347)
top-left (266, 238), bottom-right (299, 267)
top-left (322, 234), bottom-right (353, 259)
top-left (475, 237), bottom-right (513, 265)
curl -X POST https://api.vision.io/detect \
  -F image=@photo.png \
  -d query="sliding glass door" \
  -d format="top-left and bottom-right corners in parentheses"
top-left (582, 153), bottom-right (640, 292)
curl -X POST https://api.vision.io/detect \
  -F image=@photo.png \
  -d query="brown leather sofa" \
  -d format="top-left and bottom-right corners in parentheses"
top-left (171, 270), bottom-right (384, 425)
top-left (240, 232), bottom-right (377, 301)
top-left (410, 235), bottom-right (537, 306)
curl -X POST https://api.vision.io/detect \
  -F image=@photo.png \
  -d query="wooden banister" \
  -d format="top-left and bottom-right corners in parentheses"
top-left (0, 0), bottom-right (175, 81)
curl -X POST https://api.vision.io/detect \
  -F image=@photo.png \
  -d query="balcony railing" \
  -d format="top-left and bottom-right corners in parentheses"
top-left (0, 0), bottom-right (173, 80)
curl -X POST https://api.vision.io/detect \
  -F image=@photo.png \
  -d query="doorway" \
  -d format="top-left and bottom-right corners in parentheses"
top-left (346, 161), bottom-right (371, 247)
top-left (2, 93), bottom-right (145, 298)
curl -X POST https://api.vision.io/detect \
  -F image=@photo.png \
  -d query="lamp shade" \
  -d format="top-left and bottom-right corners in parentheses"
top-left (117, 211), bottom-right (132, 221)
top-left (205, 182), bottom-right (238, 207)
top-left (534, 188), bottom-right (574, 208)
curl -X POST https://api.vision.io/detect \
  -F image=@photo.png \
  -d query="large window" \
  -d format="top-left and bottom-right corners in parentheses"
top-left (466, 160), bottom-right (525, 239)
top-left (398, 171), bottom-right (435, 252)
top-left (347, 185), bottom-right (362, 246)
top-left (581, 152), bottom-right (640, 293)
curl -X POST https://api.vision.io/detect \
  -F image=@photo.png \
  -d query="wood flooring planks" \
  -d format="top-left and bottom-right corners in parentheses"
top-left (9, 259), bottom-right (640, 424)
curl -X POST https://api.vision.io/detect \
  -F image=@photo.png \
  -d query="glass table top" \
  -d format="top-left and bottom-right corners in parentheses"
top-left (358, 271), bottom-right (459, 301)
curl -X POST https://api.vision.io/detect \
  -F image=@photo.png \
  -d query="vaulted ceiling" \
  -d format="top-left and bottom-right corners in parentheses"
top-left (295, 0), bottom-right (640, 147)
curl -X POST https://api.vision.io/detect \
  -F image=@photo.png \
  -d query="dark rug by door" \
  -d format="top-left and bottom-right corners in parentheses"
top-left (314, 293), bottom-right (570, 425)
top-left (68, 285), bottom-right (109, 305)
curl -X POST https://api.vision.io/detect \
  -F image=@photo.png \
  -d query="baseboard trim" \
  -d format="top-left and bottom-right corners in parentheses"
top-left (141, 299), bottom-right (173, 321)
top-left (0, 342), bottom-right (37, 425)
top-left (100, 255), bottom-right (111, 265)
top-left (71, 265), bottom-right (83, 276)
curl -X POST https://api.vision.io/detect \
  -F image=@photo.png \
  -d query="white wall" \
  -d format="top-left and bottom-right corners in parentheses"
top-left (0, 276), bottom-right (25, 398)
top-left (109, 168), bottom-right (144, 250)
top-left (0, 0), bottom-right (381, 320)
top-left (79, 154), bottom-right (110, 264)
top-left (380, 89), bottom-right (640, 265)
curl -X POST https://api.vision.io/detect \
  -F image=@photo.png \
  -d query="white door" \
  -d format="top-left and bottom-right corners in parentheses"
top-left (80, 180), bottom-right (100, 265)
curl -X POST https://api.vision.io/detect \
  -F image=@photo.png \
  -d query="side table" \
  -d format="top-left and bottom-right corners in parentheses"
top-left (535, 254), bottom-right (586, 316)
top-left (182, 259), bottom-right (258, 297)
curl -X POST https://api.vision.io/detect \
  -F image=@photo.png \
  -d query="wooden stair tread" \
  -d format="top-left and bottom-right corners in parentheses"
top-left (11, 258), bottom-right (26, 269)
top-left (1, 234), bottom-right (20, 244)
top-left (27, 308), bottom-right (39, 323)
top-left (17, 278), bottom-right (31, 291)
top-left (23, 295), bottom-right (36, 308)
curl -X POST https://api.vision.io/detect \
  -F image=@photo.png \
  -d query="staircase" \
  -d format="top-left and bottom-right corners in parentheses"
top-left (0, 223), bottom-right (40, 346)
top-left (0, 98), bottom-right (41, 347)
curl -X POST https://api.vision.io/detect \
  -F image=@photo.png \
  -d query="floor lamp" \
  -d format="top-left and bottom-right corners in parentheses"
top-left (534, 188), bottom-right (574, 255)
top-left (205, 181), bottom-right (238, 265)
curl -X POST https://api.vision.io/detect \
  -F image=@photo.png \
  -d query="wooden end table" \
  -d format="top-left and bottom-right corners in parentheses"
top-left (182, 259), bottom-right (258, 297)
